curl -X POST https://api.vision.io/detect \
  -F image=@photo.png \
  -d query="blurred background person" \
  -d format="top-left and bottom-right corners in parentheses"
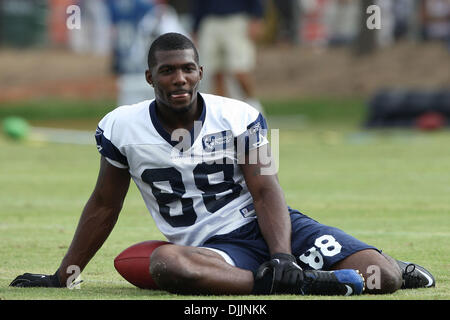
top-left (167, 0), bottom-right (194, 33)
top-left (420, 0), bottom-right (450, 46)
top-left (299, 0), bottom-right (328, 47)
top-left (67, 0), bottom-right (111, 55)
top-left (324, 0), bottom-right (359, 47)
top-left (272, 0), bottom-right (301, 46)
top-left (104, 0), bottom-right (187, 106)
top-left (191, 0), bottom-right (265, 113)
top-left (104, 0), bottom-right (154, 75)
top-left (391, 0), bottom-right (418, 41)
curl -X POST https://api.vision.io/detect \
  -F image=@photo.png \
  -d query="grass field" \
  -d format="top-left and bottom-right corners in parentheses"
top-left (0, 98), bottom-right (449, 301)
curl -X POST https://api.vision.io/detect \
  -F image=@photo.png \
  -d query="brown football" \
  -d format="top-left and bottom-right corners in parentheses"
top-left (114, 240), bottom-right (170, 289)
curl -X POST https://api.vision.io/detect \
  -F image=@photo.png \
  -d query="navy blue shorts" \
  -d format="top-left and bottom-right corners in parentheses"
top-left (202, 208), bottom-right (379, 272)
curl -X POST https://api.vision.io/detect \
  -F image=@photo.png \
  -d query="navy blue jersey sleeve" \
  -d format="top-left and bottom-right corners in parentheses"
top-left (95, 127), bottom-right (128, 168)
top-left (235, 113), bottom-right (269, 157)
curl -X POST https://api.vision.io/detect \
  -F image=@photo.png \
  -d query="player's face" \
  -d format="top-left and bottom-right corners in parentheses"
top-left (147, 49), bottom-right (203, 113)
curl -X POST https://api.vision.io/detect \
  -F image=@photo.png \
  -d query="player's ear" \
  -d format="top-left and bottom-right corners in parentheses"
top-left (198, 65), bottom-right (203, 80)
top-left (145, 69), bottom-right (154, 87)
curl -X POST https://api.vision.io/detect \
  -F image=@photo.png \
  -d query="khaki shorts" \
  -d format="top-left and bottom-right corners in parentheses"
top-left (198, 14), bottom-right (256, 73)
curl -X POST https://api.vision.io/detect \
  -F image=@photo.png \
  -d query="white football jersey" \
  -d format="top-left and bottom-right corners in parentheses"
top-left (95, 93), bottom-right (268, 246)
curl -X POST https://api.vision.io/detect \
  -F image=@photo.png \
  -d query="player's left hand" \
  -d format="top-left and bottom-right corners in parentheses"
top-left (255, 253), bottom-right (303, 294)
top-left (9, 272), bottom-right (62, 288)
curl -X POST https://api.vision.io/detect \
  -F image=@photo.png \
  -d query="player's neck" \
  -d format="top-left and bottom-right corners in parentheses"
top-left (155, 98), bottom-right (202, 134)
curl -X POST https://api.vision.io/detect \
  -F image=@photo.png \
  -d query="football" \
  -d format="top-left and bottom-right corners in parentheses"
top-left (114, 240), bottom-right (171, 289)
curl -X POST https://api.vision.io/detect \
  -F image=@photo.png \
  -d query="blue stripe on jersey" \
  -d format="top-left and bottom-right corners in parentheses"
top-left (95, 127), bottom-right (128, 166)
top-left (235, 113), bottom-right (268, 154)
top-left (246, 113), bottom-right (268, 131)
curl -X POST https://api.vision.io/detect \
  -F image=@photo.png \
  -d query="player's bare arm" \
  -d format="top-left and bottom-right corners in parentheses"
top-left (56, 156), bottom-right (131, 285)
top-left (10, 156), bottom-right (131, 287)
top-left (239, 144), bottom-right (291, 256)
top-left (239, 144), bottom-right (305, 294)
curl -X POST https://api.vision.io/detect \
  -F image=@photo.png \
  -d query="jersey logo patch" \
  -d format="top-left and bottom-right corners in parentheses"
top-left (202, 130), bottom-right (234, 152)
top-left (239, 203), bottom-right (256, 218)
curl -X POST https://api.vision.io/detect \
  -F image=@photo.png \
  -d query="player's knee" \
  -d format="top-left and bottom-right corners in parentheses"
top-left (366, 265), bottom-right (402, 294)
top-left (383, 267), bottom-right (402, 293)
top-left (149, 245), bottom-right (201, 292)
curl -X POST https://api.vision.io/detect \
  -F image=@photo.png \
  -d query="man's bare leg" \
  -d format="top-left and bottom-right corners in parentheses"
top-left (150, 245), bottom-right (405, 295)
top-left (150, 244), bottom-right (254, 295)
top-left (331, 249), bottom-right (403, 294)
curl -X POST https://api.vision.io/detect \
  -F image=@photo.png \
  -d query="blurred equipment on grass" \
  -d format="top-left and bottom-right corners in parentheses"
top-left (2, 116), bottom-right (93, 144)
top-left (416, 111), bottom-right (447, 131)
top-left (2, 116), bottom-right (30, 140)
top-left (365, 88), bottom-right (450, 130)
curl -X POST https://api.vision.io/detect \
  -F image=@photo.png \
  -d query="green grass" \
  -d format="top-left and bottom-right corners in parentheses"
top-left (0, 98), bottom-right (449, 300)
top-left (0, 96), bottom-right (365, 122)
top-left (0, 98), bottom-right (117, 121)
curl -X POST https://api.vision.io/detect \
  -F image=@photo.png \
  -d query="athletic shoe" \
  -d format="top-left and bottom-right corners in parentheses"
top-left (396, 260), bottom-right (435, 289)
top-left (300, 269), bottom-right (365, 296)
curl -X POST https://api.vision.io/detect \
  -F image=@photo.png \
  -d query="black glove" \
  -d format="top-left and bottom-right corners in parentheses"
top-left (255, 253), bottom-right (304, 294)
top-left (9, 271), bottom-right (62, 288)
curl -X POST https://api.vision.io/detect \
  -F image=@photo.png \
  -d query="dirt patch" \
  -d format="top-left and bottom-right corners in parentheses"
top-left (254, 41), bottom-right (450, 99)
top-left (0, 42), bottom-right (448, 103)
top-left (0, 49), bottom-right (116, 102)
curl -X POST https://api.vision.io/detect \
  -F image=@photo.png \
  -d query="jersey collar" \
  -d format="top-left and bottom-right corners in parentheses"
top-left (149, 92), bottom-right (206, 147)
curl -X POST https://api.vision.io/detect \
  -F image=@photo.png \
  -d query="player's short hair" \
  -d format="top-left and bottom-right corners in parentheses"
top-left (147, 33), bottom-right (199, 69)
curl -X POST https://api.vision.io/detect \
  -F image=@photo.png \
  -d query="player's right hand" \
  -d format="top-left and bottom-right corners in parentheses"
top-left (9, 272), bottom-right (62, 288)
top-left (255, 253), bottom-right (304, 294)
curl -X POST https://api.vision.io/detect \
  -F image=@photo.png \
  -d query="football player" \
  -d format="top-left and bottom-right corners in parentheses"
top-left (10, 33), bottom-right (435, 295)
